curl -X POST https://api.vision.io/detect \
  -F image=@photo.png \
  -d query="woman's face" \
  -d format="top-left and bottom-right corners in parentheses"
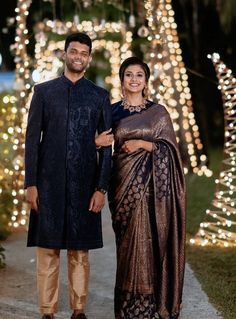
top-left (122, 64), bottom-right (146, 95)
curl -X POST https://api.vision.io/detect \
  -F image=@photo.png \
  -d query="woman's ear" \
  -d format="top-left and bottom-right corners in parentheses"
top-left (121, 86), bottom-right (126, 98)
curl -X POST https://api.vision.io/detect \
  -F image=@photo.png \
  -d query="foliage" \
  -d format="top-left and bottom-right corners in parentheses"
top-left (186, 148), bottom-right (223, 235)
top-left (0, 191), bottom-right (12, 241)
top-left (29, 1), bottom-right (144, 25)
top-left (203, 0), bottom-right (236, 33)
top-left (0, 244), bottom-right (5, 268)
top-left (187, 245), bottom-right (236, 319)
top-left (0, 91), bottom-right (15, 264)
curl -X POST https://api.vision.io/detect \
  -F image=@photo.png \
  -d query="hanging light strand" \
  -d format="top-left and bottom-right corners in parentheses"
top-left (7, 0), bottom-right (32, 229)
top-left (144, 0), bottom-right (212, 177)
top-left (191, 53), bottom-right (236, 247)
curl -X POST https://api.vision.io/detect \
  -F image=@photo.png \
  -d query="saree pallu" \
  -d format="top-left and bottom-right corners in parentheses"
top-left (108, 104), bottom-right (186, 319)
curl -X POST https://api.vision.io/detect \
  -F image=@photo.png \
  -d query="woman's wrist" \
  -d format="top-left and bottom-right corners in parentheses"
top-left (140, 140), bottom-right (153, 152)
top-left (138, 140), bottom-right (144, 148)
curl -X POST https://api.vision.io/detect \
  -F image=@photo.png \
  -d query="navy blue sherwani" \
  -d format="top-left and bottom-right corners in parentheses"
top-left (25, 75), bottom-right (112, 250)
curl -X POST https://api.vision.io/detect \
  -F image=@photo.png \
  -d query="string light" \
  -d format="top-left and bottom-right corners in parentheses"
top-left (191, 53), bottom-right (236, 247)
top-left (4, 0), bottom-right (214, 229)
top-left (32, 21), bottom-right (132, 102)
top-left (144, 0), bottom-right (212, 176)
top-left (5, 0), bottom-right (32, 229)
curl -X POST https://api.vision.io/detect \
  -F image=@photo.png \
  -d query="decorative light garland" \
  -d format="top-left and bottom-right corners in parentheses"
top-left (144, 0), bottom-right (212, 176)
top-left (3, 0), bottom-right (214, 229)
top-left (5, 0), bottom-right (32, 228)
top-left (32, 19), bottom-right (132, 102)
top-left (191, 53), bottom-right (236, 247)
top-left (0, 94), bottom-right (17, 203)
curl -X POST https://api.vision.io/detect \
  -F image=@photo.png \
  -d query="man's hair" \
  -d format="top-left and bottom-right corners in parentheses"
top-left (64, 32), bottom-right (92, 53)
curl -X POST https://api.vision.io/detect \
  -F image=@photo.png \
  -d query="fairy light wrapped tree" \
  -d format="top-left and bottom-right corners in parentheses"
top-left (144, 0), bottom-right (212, 176)
top-left (192, 53), bottom-right (236, 247)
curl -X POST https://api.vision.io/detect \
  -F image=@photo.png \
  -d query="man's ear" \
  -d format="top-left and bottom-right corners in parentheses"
top-left (62, 51), bottom-right (66, 61)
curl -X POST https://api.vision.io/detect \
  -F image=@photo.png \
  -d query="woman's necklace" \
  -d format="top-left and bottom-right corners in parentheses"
top-left (121, 97), bottom-right (147, 113)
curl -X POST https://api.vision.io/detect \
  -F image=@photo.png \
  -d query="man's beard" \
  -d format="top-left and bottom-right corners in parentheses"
top-left (66, 61), bottom-right (87, 74)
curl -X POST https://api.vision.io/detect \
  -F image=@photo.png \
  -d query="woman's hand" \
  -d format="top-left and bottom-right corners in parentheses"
top-left (122, 140), bottom-right (153, 153)
top-left (95, 128), bottom-right (114, 148)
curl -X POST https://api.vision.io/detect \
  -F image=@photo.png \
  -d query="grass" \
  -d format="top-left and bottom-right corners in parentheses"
top-left (186, 148), bottom-right (236, 319)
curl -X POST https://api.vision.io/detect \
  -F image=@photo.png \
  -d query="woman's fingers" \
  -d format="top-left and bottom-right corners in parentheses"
top-left (122, 143), bottom-right (129, 152)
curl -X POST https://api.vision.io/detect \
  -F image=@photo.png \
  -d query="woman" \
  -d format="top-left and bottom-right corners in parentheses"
top-left (96, 57), bottom-right (186, 319)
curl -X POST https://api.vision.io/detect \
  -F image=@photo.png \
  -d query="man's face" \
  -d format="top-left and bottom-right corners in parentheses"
top-left (63, 41), bottom-right (91, 74)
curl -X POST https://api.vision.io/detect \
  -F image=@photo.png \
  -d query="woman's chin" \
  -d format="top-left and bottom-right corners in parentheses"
top-left (127, 88), bottom-right (143, 94)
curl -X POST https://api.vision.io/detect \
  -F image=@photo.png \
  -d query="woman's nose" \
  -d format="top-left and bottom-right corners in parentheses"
top-left (130, 75), bottom-right (138, 81)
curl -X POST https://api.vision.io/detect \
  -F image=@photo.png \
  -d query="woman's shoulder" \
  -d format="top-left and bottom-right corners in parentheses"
top-left (111, 100), bottom-right (123, 115)
top-left (149, 101), bottom-right (170, 115)
top-left (111, 100), bottom-right (122, 108)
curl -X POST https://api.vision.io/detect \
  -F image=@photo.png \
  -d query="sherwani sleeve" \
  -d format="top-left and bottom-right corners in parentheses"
top-left (96, 93), bottom-right (112, 191)
top-left (24, 85), bottom-right (44, 188)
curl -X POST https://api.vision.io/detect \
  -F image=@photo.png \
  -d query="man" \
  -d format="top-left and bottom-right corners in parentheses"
top-left (25, 32), bottom-right (112, 319)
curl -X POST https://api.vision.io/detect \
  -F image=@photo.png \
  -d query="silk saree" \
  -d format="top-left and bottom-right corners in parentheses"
top-left (109, 102), bottom-right (186, 319)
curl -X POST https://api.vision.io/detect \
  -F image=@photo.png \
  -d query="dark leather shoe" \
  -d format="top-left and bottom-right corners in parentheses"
top-left (42, 315), bottom-right (54, 319)
top-left (71, 313), bottom-right (87, 319)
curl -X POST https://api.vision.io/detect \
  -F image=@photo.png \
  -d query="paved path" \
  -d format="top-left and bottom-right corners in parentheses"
top-left (0, 202), bottom-right (223, 319)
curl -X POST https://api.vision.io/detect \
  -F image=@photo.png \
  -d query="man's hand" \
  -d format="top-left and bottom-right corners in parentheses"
top-left (26, 186), bottom-right (39, 212)
top-left (89, 191), bottom-right (105, 213)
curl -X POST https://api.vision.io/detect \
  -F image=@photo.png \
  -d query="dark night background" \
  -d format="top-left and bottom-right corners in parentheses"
top-left (0, 0), bottom-right (235, 148)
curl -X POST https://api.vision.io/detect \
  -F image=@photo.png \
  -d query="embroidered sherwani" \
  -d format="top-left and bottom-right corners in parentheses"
top-left (25, 75), bottom-right (112, 250)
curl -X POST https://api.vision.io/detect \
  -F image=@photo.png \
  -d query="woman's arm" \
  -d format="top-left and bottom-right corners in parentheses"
top-left (95, 128), bottom-right (114, 148)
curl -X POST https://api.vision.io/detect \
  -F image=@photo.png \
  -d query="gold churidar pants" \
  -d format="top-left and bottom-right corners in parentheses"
top-left (37, 248), bottom-right (90, 314)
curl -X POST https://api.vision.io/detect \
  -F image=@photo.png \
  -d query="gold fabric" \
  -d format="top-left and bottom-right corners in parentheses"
top-left (37, 248), bottom-right (89, 314)
top-left (68, 250), bottom-right (90, 310)
top-left (109, 104), bottom-right (186, 319)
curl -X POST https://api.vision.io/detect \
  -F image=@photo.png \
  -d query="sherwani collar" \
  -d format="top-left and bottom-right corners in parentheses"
top-left (61, 74), bottom-right (86, 87)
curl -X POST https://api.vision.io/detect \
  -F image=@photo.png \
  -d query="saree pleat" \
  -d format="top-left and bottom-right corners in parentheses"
top-left (109, 104), bottom-right (186, 319)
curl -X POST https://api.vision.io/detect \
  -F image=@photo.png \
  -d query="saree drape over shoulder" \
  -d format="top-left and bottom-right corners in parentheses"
top-left (108, 102), bottom-right (186, 319)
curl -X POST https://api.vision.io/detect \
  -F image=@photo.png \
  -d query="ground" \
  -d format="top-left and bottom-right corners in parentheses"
top-left (0, 202), bottom-right (223, 319)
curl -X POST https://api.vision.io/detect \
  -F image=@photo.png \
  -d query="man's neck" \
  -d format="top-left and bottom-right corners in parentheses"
top-left (64, 70), bottom-right (84, 83)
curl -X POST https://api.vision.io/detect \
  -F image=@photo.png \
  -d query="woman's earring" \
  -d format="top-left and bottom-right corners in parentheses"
top-left (121, 86), bottom-right (127, 99)
top-left (142, 86), bottom-right (148, 98)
